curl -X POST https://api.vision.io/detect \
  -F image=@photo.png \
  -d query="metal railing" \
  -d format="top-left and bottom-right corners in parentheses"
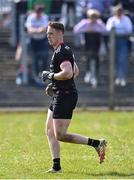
top-left (108, 29), bottom-right (134, 109)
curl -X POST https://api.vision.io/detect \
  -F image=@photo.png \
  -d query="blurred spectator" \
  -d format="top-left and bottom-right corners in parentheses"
top-left (28, 0), bottom-right (63, 21)
top-left (15, 42), bottom-right (32, 86)
top-left (14, 0), bottom-right (28, 46)
top-left (74, 0), bottom-right (113, 48)
top-left (28, 0), bottom-right (52, 14)
top-left (74, 9), bottom-right (106, 88)
top-left (25, 3), bottom-right (49, 87)
top-left (113, 0), bottom-right (134, 12)
top-left (76, 0), bottom-right (114, 21)
top-left (106, 4), bottom-right (133, 87)
top-left (112, 0), bottom-right (134, 23)
top-left (50, 0), bottom-right (63, 21)
top-left (15, 44), bottom-right (23, 85)
top-left (1, 12), bottom-right (11, 28)
top-left (74, 0), bottom-right (86, 48)
top-left (59, 0), bottom-right (76, 29)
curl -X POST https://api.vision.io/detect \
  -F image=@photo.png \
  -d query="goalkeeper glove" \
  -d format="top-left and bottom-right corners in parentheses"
top-left (41, 71), bottom-right (54, 82)
top-left (45, 83), bottom-right (53, 97)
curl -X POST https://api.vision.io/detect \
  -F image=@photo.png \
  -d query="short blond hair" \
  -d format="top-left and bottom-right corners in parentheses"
top-left (112, 4), bottom-right (123, 13)
top-left (87, 9), bottom-right (100, 19)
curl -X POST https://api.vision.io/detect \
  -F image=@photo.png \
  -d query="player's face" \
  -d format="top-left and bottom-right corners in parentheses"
top-left (47, 26), bottom-right (61, 47)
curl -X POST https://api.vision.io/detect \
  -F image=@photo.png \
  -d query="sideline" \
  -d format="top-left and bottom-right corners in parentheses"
top-left (0, 106), bottom-right (133, 112)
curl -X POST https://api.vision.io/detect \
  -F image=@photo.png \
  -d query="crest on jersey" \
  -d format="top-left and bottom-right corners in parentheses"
top-left (65, 46), bottom-right (70, 50)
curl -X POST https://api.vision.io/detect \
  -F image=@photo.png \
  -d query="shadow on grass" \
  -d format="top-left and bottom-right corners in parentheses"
top-left (90, 172), bottom-right (134, 177)
top-left (67, 171), bottom-right (134, 177)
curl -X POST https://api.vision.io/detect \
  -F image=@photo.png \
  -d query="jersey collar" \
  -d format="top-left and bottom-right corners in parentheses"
top-left (54, 42), bottom-right (64, 50)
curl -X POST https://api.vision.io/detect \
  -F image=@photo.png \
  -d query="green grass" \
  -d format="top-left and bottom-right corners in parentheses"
top-left (0, 111), bottom-right (134, 179)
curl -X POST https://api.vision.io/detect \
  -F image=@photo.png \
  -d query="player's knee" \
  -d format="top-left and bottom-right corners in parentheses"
top-left (55, 132), bottom-right (65, 141)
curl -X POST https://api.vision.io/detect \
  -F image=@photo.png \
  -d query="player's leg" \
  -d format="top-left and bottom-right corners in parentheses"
top-left (46, 109), bottom-right (60, 159)
top-left (53, 99), bottom-right (98, 145)
top-left (52, 92), bottom-right (107, 165)
top-left (53, 118), bottom-right (88, 144)
top-left (45, 109), bottom-right (61, 172)
top-left (53, 118), bottom-right (107, 163)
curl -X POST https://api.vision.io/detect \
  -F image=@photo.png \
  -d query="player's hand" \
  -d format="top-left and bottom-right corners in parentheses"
top-left (45, 83), bottom-right (53, 97)
top-left (41, 71), bottom-right (54, 82)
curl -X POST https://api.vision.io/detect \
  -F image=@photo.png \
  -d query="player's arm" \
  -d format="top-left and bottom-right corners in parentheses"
top-left (54, 61), bottom-right (79, 80)
top-left (73, 61), bottom-right (79, 79)
top-left (53, 61), bottom-right (73, 80)
top-left (41, 61), bottom-right (73, 81)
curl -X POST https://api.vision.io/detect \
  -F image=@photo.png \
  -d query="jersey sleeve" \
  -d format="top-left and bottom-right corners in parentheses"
top-left (57, 46), bottom-right (74, 67)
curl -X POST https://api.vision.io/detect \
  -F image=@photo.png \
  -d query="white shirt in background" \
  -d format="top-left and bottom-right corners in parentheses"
top-left (25, 12), bottom-right (48, 39)
top-left (106, 15), bottom-right (133, 34)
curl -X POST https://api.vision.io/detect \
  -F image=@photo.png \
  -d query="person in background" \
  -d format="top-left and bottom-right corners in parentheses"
top-left (76, 0), bottom-right (113, 21)
top-left (25, 3), bottom-right (49, 86)
top-left (113, 0), bottom-right (134, 22)
top-left (106, 4), bottom-right (133, 87)
top-left (59, 0), bottom-right (76, 29)
top-left (14, 0), bottom-right (28, 47)
top-left (74, 9), bottom-right (106, 88)
top-left (50, 0), bottom-right (63, 21)
top-left (28, 0), bottom-right (52, 15)
top-left (15, 44), bottom-right (23, 85)
top-left (74, 0), bottom-right (113, 49)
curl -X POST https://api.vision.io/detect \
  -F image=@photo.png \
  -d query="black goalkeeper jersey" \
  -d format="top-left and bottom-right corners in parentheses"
top-left (50, 43), bottom-right (77, 92)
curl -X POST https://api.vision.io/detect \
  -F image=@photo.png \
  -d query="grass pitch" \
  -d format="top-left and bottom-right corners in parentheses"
top-left (0, 111), bottom-right (134, 179)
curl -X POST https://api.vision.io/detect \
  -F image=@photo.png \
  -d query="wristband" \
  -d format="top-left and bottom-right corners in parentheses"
top-left (48, 72), bottom-right (54, 80)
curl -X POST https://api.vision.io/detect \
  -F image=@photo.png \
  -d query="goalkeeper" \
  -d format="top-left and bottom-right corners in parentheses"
top-left (41, 22), bottom-right (107, 173)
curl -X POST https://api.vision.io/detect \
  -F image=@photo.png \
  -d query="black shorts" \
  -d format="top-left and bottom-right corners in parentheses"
top-left (49, 90), bottom-right (78, 119)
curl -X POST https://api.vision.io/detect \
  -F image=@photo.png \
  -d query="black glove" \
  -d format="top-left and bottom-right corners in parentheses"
top-left (41, 71), bottom-right (54, 82)
top-left (45, 83), bottom-right (53, 97)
